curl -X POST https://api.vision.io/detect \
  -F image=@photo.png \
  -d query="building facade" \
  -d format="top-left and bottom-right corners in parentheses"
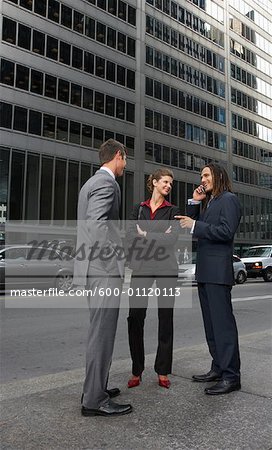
top-left (0, 0), bottom-right (271, 251)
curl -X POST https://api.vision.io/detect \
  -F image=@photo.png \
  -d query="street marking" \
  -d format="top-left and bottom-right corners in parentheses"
top-left (232, 295), bottom-right (272, 303)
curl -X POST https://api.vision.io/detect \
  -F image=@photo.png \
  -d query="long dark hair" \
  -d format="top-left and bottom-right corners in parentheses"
top-left (202, 163), bottom-right (233, 209)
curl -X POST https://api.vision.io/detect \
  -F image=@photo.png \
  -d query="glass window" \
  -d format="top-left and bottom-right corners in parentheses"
top-left (145, 109), bottom-right (153, 128)
top-left (146, 77), bottom-right (154, 96)
top-left (28, 110), bottom-right (42, 135)
top-left (2, 18), bottom-right (16, 45)
top-left (61, 4), bottom-right (72, 28)
top-left (30, 69), bottom-right (43, 95)
top-left (127, 37), bottom-right (135, 57)
top-left (73, 11), bottom-right (84, 34)
top-left (43, 114), bottom-right (55, 139)
top-left (13, 106), bottom-right (27, 132)
top-left (145, 141), bottom-right (153, 161)
top-left (40, 157), bottom-right (53, 221)
top-left (97, 22), bottom-right (106, 44)
top-left (146, 46), bottom-right (154, 65)
top-left (186, 123), bottom-right (193, 141)
top-left (106, 61), bottom-right (116, 82)
top-left (69, 121), bottom-right (81, 144)
top-left (53, 159), bottom-right (66, 223)
top-left (83, 88), bottom-right (93, 110)
top-left (117, 65), bottom-right (125, 85)
top-left (128, 5), bottom-right (136, 25)
top-left (95, 56), bottom-right (105, 78)
top-left (44, 74), bottom-right (57, 98)
top-left (179, 92), bottom-right (185, 109)
top-left (163, 115), bottom-right (170, 133)
top-left (82, 124), bottom-right (92, 147)
top-left (48, 0), bottom-right (60, 23)
top-left (171, 88), bottom-right (178, 106)
top-left (179, 120), bottom-right (185, 138)
top-left (126, 103), bottom-right (135, 123)
top-left (59, 42), bottom-right (71, 65)
top-left (163, 84), bottom-right (170, 102)
top-left (127, 69), bottom-right (135, 89)
top-left (0, 102), bottom-right (12, 129)
top-left (85, 17), bottom-right (95, 39)
top-left (106, 96), bottom-right (115, 116)
top-left (34, 0), bottom-right (46, 16)
top-left (118, 32), bottom-right (126, 53)
top-left (58, 79), bottom-right (70, 103)
top-left (32, 30), bottom-right (45, 55)
top-left (10, 151), bottom-right (25, 220)
top-left (18, 24), bottom-right (31, 50)
top-left (105, 130), bottom-right (114, 141)
top-left (94, 127), bottom-right (104, 148)
top-left (25, 153), bottom-right (39, 220)
top-left (118, 0), bottom-right (127, 20)
top-left (20, 0), bottom-right (33, 8)
top-left (0, 59), bottom-right (14, 86)
top-left (71, 84), bottom-right (81, 107)
top-left (84, 51), bottom-right (94, 74)
top-left (171, 118), bottom-right (178, 135)
top-left (56, 117), bottom-right (68, 142)
top-left (94, 92), bottom-right (105, 114)
top-left (16, 65), bottom-right (29, 91)
top-left (163, 146), bottom-right (170, 165)
top-left (72, 47), bottom-right (83, 69)
top-left (154, 143), bottom-right (162, 163)
top-left (46, 36), bottom-right (58, 60)
top-left (97, 0), bottom-right (106, 9)
top-left (116, 99), bottom-right (125, 119)
top-left (108, 0), bottom-right (117, 15)
top-left (107, 28), bottom-right (116, 48)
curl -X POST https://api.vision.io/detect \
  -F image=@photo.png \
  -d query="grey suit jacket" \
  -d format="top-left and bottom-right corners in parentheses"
top-left (187, 191), bottom-right (241, 285)
top-left (73, 169), bottom-right (124, 287)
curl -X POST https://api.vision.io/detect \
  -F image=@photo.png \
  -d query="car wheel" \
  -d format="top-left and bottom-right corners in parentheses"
top-left (55, 273), bottom-right (73, 291)
top-left (236, 271), bottom-right (246, 284)
top-left (263, 268), bottom-right (272, 282)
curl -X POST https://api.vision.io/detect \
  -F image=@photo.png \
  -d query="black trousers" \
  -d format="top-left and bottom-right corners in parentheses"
top-left (127, 274), bottom-right (177, 376)
top-left (198, 283), bottom-right (240, 381)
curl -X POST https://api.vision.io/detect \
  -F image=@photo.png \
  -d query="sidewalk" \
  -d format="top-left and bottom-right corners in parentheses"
top-left (1, 330), bottom-right (271, 450)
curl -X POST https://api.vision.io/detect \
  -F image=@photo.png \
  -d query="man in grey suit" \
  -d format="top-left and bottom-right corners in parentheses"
top-left (176, 163), bottom-right (241, 395)
top-left (73, 139), bottom-right (132, 416)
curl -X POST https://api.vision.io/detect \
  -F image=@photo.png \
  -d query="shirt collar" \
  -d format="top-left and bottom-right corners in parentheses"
top-left (141, 199), bottom-right (172, 208)
top-left (100, 166), bottom-right (115, 180)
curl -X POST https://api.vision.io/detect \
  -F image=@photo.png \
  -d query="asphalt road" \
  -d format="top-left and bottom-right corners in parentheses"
top-left (1, 280), bottom-right (271, 383)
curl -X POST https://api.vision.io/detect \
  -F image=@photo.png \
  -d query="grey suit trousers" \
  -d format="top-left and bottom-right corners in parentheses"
top-left (82, 266), bottom-right (122, 409)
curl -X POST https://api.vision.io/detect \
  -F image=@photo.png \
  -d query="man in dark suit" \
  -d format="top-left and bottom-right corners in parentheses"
top-left (73, 139), bottom-right (132, 416)
top-left (175, 163), bottom-right (241, 395)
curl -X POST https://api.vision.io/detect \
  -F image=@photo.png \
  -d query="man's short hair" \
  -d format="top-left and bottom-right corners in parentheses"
top-left (99, 139), bottom-right (127, 164)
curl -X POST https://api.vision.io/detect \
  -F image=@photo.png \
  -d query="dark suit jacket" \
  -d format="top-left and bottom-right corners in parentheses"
top-left (126, 201), bottom-right (181, 275)
top-left (187, 191), bottom-right (241, 285)
top-left (73, 169), bottom-right (123, 286)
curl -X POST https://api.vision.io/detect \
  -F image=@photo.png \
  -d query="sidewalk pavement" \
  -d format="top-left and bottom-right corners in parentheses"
top-left (1, 330), bottom-right (271, 450)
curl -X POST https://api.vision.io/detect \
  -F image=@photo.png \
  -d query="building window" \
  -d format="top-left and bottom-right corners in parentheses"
top-left (126, 103), bottom-right (135, 123)
top-left (128, 5), bottom-right (136, 25)
top-left (46, 36), bottom-right (58, 60)
top-left (116, 99), bottom-right (125, 119)
top-left (95, 56), bottom-right (105, 78)
top-left (18, 24), bottom-right (31, 50)
top-left (13, 106), bottom-right (27, 132)
top-left (16, 64), bottom-right (29, 91)
top-left (58, 79), bottom-right (70, 103)
top-left (3, 18), bottom-right (17, 45)
top-left (60, 42), bottom-right (71, 65)
top-left (0, 102), bottom-right (12, 129)
top-left (94, 127), bottom-right (104, 148)
top-left (43, 114), bottom-right (56, 139)
top-left (44, 74), bottom-right (57, 98)
top-left (83, 88), bottom-right (93, 110)
top-left (28, 110), bottom-right (42, 135)
top-left (61, 4), bottom-right (72, 28)
top-left (30, 69), bottom-right (43, 95)
top-left (40, 157), bottom-right (53, 221)
top-left (69, 121), bottom-right (81, 144)
top-left (106, 61), bottom-right (115, 82)
top-left (48, 0), bottom-right (60, 23)
top-left (94, 92), bottom-right (105, 114)
top-left (97, 23), bottom-right (106, 44)
top-left (32, 30), bottom-right (45, 55)
top-left (107, 28), bottom-right (116, 48)
top-left (108, 0), bottom-right (117, 15)
top-left (85, 17), bottom-right (95, 39)
top-left (56, 118), bottom-right (68, 142)
top-left (72, 47), bottom-right (83, 69)
top-left (118, 32), bottom-right (126, 53)
top-left (117, 65), bottom-right (125, 85)
top-left (118, 0), bottom-right (127, 20)
top-left (71, 84), bottom-right (81, 107)
top-left (73, 11), bottom-right (84, 33)
top-left (34, 0), bottom-right (46, 16)
top-left (82, 124), bottom-right (92, 147)
top-left (84, 52), bottom-right (94, 74)
top-left (0, 59), bottom-right (14, 86)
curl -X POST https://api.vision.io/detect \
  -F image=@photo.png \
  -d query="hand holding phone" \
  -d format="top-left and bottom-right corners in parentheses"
top-left (193, 185), bottom-right (206, 201)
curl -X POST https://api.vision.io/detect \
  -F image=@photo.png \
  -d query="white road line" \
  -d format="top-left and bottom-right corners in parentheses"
top-left (232, 295), bottom-right (272, 303)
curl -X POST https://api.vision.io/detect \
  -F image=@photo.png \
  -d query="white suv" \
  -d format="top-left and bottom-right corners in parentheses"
top-left (241, 245), bottom-right (272, 282)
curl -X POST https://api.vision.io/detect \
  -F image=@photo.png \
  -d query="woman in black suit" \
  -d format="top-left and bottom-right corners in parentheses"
top-left (126, 168), bottom-right (180, 389)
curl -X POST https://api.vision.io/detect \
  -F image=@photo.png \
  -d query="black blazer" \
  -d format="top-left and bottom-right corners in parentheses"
top-left (187, 191), bottom-right (241, 285)
top-left (126, 201), bottom-right (181, 275)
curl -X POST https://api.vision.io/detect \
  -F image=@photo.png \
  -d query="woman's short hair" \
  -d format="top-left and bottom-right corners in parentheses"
top-left (147, 168), bottom-right (174, 193)
top-left (99, 139), bottom-right (127, 164)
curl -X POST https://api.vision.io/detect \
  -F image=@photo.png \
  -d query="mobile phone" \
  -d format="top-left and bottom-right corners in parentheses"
top-left (199, 185), bottom-right (206, 193)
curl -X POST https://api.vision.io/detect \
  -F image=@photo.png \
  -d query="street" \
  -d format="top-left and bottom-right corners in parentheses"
top-left (1, 280), bottom-right (271, 383)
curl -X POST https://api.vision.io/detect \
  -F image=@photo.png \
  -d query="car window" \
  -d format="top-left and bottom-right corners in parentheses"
top-left (233, 256), bottom-right (240, 262)
top-left (245, 247), bottom-right (271, 257)
top-left (3, 248), bottom-right (27, 260)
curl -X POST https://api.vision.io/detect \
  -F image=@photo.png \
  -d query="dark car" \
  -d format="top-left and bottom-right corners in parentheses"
top-left (0, 245), bottom-right (74, 292)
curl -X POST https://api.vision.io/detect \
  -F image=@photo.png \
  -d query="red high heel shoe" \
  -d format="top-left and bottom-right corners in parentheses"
top-left (158, 376), bottom-right (171, 389)
top-left (127, 375), bottom-right (141, 388)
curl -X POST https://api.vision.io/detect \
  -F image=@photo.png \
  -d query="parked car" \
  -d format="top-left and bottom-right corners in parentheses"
top-left (241, 245), bottom-right (272, 282)
top-left (0, 245), bottom-right (74, 292)
top-left (178, 255), bottom-right (247, 284)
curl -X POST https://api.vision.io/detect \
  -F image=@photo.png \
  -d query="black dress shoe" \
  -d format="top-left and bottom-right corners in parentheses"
top-left (192, 370), bottom-right (221, 382)
top-left (204, 379), bottom-right (241, 395)
top-left (81, 400), bottom-right (133, 417)
top-left (81, 388), bottom-right (120, 404)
